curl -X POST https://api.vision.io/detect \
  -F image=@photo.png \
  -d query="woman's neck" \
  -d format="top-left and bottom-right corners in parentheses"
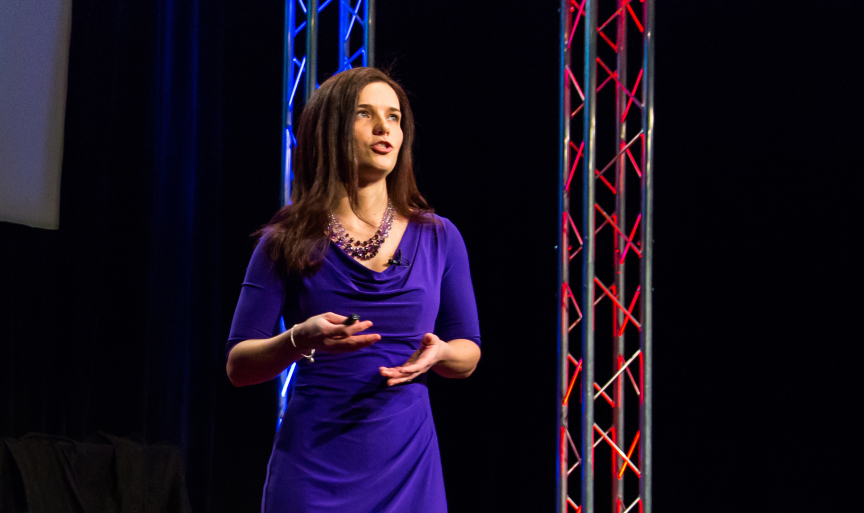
top-left (332, 179), bottom-right (388, 227)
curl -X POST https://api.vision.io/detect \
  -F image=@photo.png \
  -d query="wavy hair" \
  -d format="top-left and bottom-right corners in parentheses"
top-left (258, 67), bottom-right (432, 277)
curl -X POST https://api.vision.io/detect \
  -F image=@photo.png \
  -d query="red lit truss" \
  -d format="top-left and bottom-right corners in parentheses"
top-left (558, 1), bottom-right (654, 512)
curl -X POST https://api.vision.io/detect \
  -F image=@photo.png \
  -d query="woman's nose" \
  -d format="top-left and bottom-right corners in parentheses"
top-left (372, 117), bottom-right (389, 135)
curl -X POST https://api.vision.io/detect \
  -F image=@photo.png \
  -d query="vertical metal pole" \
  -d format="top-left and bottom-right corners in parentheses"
top-left (277, 0), bottom-right (298, 428)
top-left (640, 1), bottom-right (655, 512)
top-left (365, 0), bottom-right (375, 67)
top-left (282, 0), bottom-right (296, 206)
top-left (612, 1), bottom-right (627, 509)
top-left (581, 2), bottom-right (598, 513)
top-left (557, 1), bottom-right (571, 511)
top-left (305, 0), bottom-right (318, 102)
top-left (339, 0), bottom-right (349, 71)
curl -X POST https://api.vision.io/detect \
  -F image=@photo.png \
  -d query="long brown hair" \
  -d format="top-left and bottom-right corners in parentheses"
top-left (258, 67), bottom-right (432, 277)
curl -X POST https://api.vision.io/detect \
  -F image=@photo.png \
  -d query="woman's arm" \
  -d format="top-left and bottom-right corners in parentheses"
top-left (432, 338), bottom-right (481, 378)
top-left (227, 313), bottom-right (380, 387)
top-left (226, 330), bottom-right (305, 388)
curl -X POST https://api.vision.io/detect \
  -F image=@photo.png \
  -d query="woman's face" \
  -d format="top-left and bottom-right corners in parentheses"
top-left (353, 82), bottom-right (403, 182)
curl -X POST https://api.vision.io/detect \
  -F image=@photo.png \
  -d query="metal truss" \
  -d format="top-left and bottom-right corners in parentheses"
top-left (277, 0), bottom-right (376, 427)
top-left (558, 1), bottom-right (654, 512)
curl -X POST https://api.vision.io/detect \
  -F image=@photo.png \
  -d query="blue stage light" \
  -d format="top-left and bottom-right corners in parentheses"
top-left (281, 363), bottom-right (297, 398)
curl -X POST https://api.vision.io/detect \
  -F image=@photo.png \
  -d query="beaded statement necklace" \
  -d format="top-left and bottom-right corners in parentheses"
top-left (328, 200), bottom-right (395, 261)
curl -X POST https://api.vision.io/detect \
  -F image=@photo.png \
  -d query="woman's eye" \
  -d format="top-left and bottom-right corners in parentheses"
top-left (388, 115), bottom-right (399, 121)
top-left (358, 111), bottom-right (369, 118)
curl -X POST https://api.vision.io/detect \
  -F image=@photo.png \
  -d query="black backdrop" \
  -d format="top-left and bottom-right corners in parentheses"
top-left (0, 0), bottom-right (857, 511)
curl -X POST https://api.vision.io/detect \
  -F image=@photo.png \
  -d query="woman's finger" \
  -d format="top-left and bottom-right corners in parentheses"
top-left (386, 373), bottom-right (419, 386)
top-left (344, 333), bottom-right (379, 344)
top-left (398, 362), bottom-right (429, 375)
top-left (399, 347), bottom-right (437, 374)
top-left (379, 366), bottom-right (411, 377)
top-left (381, 354), bottom-right (431, 375)
top-left (327, 320), bottom-right (374, 338)
top-left (322, 333), bottom-right (380, 353)
top-left (344, 320), bottom-right (374, 335)
top-left (319, 312), bottom-right (348, 324)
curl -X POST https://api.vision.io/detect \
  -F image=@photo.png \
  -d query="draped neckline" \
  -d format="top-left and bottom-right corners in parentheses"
top-left (327, 219), bottom-right (418, 286)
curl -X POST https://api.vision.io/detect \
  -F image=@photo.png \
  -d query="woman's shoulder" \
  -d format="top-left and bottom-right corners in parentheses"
top-left (412, 212), bottom-right (467, 246)
top-left (413, 212), bottom-right (454, 230)
top-left (251, 230), bottom-right (275, 260)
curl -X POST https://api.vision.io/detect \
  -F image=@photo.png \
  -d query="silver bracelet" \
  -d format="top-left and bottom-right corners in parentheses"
top-left (290, 324), bottom-right (315, 363)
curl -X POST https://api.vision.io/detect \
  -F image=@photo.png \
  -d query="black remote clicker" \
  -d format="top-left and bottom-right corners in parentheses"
top-left (343, 314), bottom-right (361, 326)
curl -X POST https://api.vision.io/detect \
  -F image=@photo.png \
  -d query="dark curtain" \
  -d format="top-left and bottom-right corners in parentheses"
top-left (1, 1), bottom-right (286, 510)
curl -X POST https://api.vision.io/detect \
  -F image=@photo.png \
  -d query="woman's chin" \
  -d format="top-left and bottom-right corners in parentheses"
top-left (357, 166), bottom-right (395, 185)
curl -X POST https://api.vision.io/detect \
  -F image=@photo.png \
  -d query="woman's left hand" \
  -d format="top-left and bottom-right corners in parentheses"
top-left (379, 333), bottom-right (446, 386)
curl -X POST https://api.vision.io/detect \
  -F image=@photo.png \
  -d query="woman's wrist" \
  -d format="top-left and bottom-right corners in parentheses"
top-left (274, 323), bottom-right (307, 359)
top-left (431, 339), bottom-right (480, 378)
top-left (289, 322), bottom-right (311, 350)
top-left (291, 323), bottom-right (316, 363)
top-left (433, 339), bottom-right (452, 366)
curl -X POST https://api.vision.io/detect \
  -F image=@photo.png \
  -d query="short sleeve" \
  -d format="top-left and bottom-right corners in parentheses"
top-left (226, 240), bottom-right (285, 359)
top-left (434, 218), bottom-right (481, 347)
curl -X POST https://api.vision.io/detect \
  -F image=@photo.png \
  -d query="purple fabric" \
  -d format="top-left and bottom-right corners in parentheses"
top-left (227, 215), bottom-right (480, 513)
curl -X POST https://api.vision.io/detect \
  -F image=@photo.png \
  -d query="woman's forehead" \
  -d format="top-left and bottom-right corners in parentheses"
top-left (358, 82), bottom-right (399, 108)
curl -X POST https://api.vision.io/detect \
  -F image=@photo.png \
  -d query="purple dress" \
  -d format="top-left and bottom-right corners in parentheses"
top-left (227, 215), bottom-right (481, 513)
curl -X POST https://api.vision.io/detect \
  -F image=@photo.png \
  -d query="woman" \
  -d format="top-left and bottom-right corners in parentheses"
top-left (226, 67), bottom-right (482, 513)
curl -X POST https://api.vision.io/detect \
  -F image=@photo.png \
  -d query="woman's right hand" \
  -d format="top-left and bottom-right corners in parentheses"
top-left (292, 312), bottom-right (380, 354)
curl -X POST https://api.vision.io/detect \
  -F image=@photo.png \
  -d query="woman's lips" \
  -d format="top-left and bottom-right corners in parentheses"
top-left (371, 143), bottom-right (393, 154)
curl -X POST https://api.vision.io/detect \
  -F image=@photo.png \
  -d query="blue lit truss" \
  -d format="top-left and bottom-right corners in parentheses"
top-left (277, 0), bottom-right (375, 428)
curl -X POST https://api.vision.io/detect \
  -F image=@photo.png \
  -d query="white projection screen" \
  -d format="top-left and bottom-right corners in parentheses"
top-left (0, 0), bottom-right (72, 230)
